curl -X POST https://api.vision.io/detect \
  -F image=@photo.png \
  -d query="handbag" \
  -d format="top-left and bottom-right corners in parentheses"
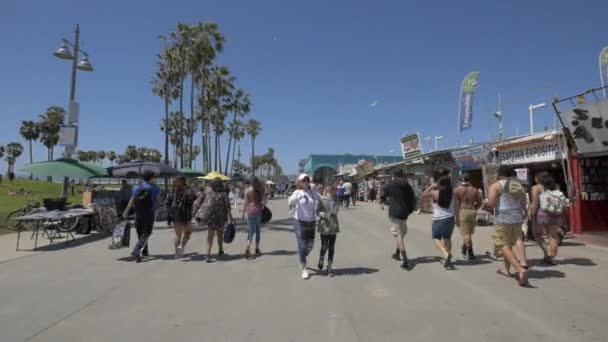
top-left (262, 206), bottom-right (272, 224)
top-left (223, 223), bottom-right (236, 244)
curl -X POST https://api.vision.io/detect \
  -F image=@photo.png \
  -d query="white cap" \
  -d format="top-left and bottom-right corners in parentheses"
top-left (298, 173), bottom-right (310, 181)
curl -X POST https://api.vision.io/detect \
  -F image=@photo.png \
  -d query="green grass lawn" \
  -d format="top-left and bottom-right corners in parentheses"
top-left (0, 179), bottom-right (83, 231)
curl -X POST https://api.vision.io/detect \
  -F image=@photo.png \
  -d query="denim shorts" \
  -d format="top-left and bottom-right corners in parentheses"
top-left (432, 216), bottom-right (455, 240)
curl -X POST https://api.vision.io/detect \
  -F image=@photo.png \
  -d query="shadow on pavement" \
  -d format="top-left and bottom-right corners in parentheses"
top-left (331, 267), bottom-right (379, 276)
top-left (34, 233), bottom-right (106, 252)
top-left (452, 258), bottom-right (493, 266)
top-left (262, 249), bottom-right (297, 256)
top-left (527, 269), bottom-right (566, 279)
top-left (557, 257), bottom-right (597, 267)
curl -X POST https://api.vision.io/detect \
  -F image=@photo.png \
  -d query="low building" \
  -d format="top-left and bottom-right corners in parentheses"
top-left (301, 154), bottom-right (402, 183)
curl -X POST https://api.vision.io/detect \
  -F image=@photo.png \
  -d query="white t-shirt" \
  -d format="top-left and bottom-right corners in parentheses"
top-left (343, 182), bottom-right (353, 195)
top-left (288, 188), bottom-right (321, 222)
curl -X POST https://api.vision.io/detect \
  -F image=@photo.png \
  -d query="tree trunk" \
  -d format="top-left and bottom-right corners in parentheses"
top-left (251, 137), bottom-right (255, 176)
top-left (164, 98), bottom-right (170, 166)
top-left (218, 134), bottom-right (223, 173)
top-left (179, 76), bottom-right (185, 169)
top-left (189, 77), bottom-right (195, 169)
top-left (230, 138), bottom-right (238, 174)
top-left (225, 111), bottom-right (237, 175)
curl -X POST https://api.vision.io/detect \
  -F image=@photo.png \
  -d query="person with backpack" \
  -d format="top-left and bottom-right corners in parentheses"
top-left (484, 165), bottom-right (529, 287)
top-left (242, 176), bottom-right (267, 259)
top-left (423, 174), bottom-right (456, 269)
top-left (288, 174), bottom-right (322, 280)
top-left (530, 172), bottom-right (567, 266)
top-left (193, 178), bottom-right (234, 263)
top-left (122, 170), bottom-right (161, 263)
top-left (380, 169), bottom-right (416, 270)
top-left (316, 184), bottom-right (340, 276)
top-left (167, 176), bottom-right (197, 259)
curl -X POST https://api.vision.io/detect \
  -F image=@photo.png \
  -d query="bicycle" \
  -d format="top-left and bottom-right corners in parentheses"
top-left (5, 200), bottom-right (43, 230)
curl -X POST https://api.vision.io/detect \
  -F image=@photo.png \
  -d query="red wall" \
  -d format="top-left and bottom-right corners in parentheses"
top-left (568, 157), bottom-right (608, 233)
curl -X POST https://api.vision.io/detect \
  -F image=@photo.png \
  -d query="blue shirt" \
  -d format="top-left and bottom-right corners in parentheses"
top-left (132, 182), bottom-right (161, 210)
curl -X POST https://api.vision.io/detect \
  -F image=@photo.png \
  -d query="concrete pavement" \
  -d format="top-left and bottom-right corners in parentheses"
top-left (0, 200), bottom-right (607, 342)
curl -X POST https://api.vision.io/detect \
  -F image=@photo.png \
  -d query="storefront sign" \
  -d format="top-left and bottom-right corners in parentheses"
top-left (400, 133), bottom-right (423, 161)
top-left (562, 98), bottom-right (608, 156)
top-left (498, 138), bottom-right (563, 165)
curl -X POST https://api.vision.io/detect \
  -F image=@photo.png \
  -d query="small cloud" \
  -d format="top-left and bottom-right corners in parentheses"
top-left (370, 100), bottom-right (379, 108)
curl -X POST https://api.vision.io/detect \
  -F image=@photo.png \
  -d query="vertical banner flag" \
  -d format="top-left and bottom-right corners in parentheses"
top-left (458, 71), bottom-right (480, 132)
top-left (600, 47), bottom-right (608, 97)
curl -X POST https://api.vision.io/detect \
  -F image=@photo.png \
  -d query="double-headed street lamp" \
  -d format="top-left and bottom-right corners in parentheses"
top-left (53, 24), bottom-right (94, 197)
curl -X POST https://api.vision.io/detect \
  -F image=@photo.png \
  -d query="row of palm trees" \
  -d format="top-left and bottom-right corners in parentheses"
top-left (152, 21), bottom-right (263, 176)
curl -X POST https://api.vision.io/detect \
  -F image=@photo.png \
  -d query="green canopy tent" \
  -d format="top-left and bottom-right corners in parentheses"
top-left (179, 168), bottom-right (205, 178)
top-left (19, 158), bottom-right (108, 178)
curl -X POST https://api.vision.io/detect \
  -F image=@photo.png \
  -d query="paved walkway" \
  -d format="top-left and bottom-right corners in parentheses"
top-left (1, 200), bottom-right (607, 342)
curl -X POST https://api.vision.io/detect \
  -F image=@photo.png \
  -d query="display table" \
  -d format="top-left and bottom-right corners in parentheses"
top-left (14, 208), bottom-right (95, 251)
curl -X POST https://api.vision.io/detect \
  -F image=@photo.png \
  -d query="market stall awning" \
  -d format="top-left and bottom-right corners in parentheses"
top-left (19, 158), bottom-right (108, 178)
top-left (199, 171), bottom-right (231, 181)
top-left (108, 161), bottom-right (182, 178)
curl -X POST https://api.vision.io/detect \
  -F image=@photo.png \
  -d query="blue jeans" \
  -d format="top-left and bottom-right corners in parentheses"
top-left (294, 220), bottom-right (316, 267)
top-left (247, 214), bottom-right (262, 244)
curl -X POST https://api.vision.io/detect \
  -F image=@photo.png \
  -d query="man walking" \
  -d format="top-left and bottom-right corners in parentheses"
top-left (454, 173), bottom-right (482, 260)
top-left (337, 181), bottom-right (346, 208)
top-left (343, 180), bottom-right (352, 209)
top-left (381, 169), bottom-right (416, 270)
top-left (484, 165), bottom-right (529, 287)
top-left (123, 170), bottom-right (161, 263)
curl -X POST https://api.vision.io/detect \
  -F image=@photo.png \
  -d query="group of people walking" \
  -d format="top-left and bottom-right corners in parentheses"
top-left (121, 165), bottom-right (566, 288)
top-left (380, 165), bottom-right (567, 287)
top-left (121, 171), bottom-right (268, 264)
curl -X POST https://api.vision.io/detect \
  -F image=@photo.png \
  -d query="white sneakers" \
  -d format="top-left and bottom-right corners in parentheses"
top-left (301, 269), bottom-right (310, 280)
top-left (175, 246), bottom-right (183, 259)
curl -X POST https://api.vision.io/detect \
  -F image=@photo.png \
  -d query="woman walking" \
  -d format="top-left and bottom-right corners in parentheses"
top-left (530, 172), bottom-right (565, 265)
top-left (193, 178), bottom-right (234, 263)
top-left (423, 174), bottom-right (456, 269)
top-left (167, 176), bottom-right (197, 259)
top-left (243, 177), bottom-right (267, 259)
top-left (288, 174), bottom-right (321, 279)
top-left (316, 184), bottom-right (340, 276)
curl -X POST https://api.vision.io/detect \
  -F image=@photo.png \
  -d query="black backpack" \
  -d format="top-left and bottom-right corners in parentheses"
top-left (134, 186), bottom-right (154, 216)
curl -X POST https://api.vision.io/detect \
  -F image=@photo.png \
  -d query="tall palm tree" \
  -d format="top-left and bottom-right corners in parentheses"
top-left (5, 142), bottom-right (24, 174)
top-left (227, 120), bottom-right (243, 175)
top-left (76, 150), bottom-right (89, 162)
top-left (97, 151), bottom-right (107, 165)
top-left (225, 88), bottom-right (251, 174)
top-left (152, 52), bottom-right (179, 167)
top-left (246, 119), bottom-right (261, 176)
top-left (190, 22), bottom-right (225, 169)
top-left (0, 145), bottom-right (6, 161)
top-left (124, 145), bottom-right (138, 162)
top-left (38, 106), bottom-right (66, 161)
top-left (20, 120), bottom-right (40, 178)
top-left (207, 65), bottom-right (234, 171)
top-left (107, 151), bottom-right (117, 166)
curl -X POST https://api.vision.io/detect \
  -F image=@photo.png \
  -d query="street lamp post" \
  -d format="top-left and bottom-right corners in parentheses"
top-left (53, 24), bottom-right (94, 197)
top-left (528, 103), bottom-right (546, 134)
top-left (494, 111), bottom-right (504, 142)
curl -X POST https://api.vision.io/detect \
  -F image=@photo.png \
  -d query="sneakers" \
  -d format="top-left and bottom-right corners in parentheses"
top-left (245, 247), bottom-right (251, 259)
top-left (392, 249), bottom-right (401, 261)
top-left (218, 249), bottom-right (225, 256)
top-left (461, 244), bottom-right (467, 259)
top-left (175, 246), bottom-right (183, 259)
top-left (255, 248), bottom-right (261, 257)
top-left (467, 247), bottom-right (476, 260)
top-left (318, 261), bottom-right (324, 271)
top-left (327, 263), bottom-right (333, 277)
top-left (444, 254), bottom-right (453, 270)
top-left (400, 260), bottom-right (410, 270)
top-left (301, 269), bottom-right (310, 280)
top-left (135, 255), bottom-right (143, 263)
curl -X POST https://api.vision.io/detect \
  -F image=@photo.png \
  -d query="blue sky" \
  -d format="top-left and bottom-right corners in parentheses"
top-left (1, 0), bottom-right (606, 174)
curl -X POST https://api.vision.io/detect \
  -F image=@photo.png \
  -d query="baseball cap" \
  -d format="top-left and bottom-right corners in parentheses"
top-left (298, 173), bottom-right (310, 181)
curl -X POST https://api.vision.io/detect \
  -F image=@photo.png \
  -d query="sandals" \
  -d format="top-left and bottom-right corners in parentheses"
top-left (517, 269), bottom-right (529, 287)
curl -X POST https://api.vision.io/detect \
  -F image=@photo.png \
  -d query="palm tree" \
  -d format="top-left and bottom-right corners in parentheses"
top-left (107, 151), bottom-right (117, 166)
top-left (0, 145), bottom-right (5, 161)
top-left (5, 142), bottom-right (24, 174)
top-left (124, 145), bottom-right (138, 162)
top-left (152, 52), bottom-right (179, 167)
top-left (97, 151), bottom-right (107, 165)
top-left (225, 88), bottom-right (251, 174)
top-left (189, 22), bottom-right (225, 169)
top-left (246, 119), bottom-right (261, 176)
top-left (20, 120), bottom-right (40, 178)
top-left (76, 150), bottom-right (89, 162)
top-left (39, 106), bottom-right (66, 161)
top-left (206, 65), bottom-right (234, 171)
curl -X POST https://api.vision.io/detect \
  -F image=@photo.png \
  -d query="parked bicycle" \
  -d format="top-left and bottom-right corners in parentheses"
top-left (5, 200), bottom-right (43, 230)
